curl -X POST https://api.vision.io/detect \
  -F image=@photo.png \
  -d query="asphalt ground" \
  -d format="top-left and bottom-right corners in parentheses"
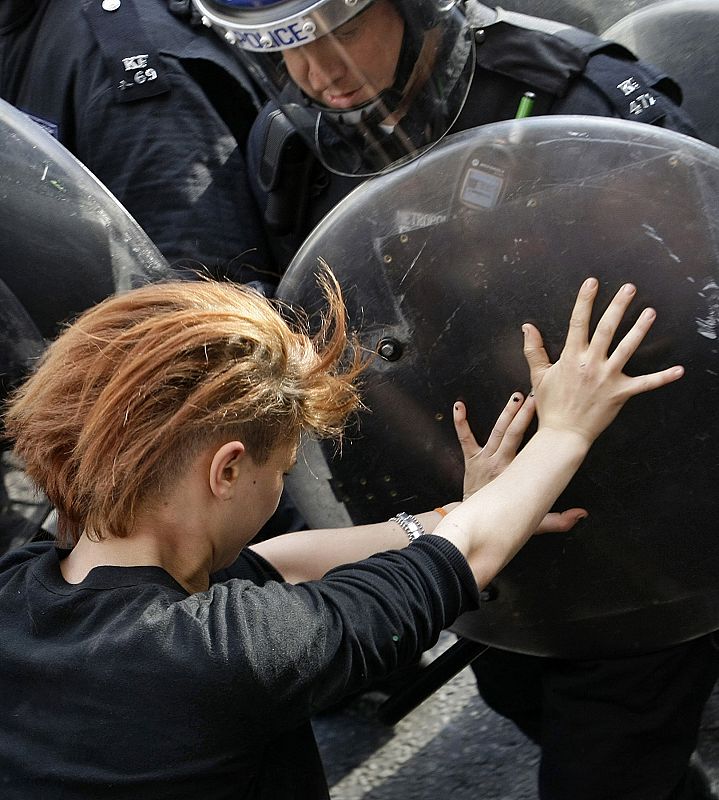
top-left (314, 633), bottom-right (719, 800)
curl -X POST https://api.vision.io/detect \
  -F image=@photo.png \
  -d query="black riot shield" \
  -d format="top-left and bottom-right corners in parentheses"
top-left (604, 0), bottom-right (719, 148)
top-left (0, 98), bottom-right (171, 553)
top-left (278, 117), bottom-right (719, 659)
top-left (0, 283), bottom-right (47, 553)
top-left (0, 97), bottom-right (169, 339)
top-left (496, 0), bottom-right (659, 34)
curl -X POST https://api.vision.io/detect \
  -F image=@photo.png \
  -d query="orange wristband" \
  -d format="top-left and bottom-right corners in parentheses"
top-left (434, 506), bottom-right (449, 517)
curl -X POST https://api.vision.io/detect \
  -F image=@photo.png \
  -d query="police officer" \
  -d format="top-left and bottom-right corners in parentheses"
top-left (191, 0), bottom-right (697, 272)
top-left (189, 2), bottom-right (717, 798)
top-left (0, 0), bottom-right (273, 286)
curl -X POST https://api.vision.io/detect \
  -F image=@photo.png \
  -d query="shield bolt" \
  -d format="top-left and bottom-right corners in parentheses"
top-left (377, 338), bottom-right (403, 361)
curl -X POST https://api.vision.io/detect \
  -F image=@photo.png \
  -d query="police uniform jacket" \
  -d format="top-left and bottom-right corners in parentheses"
top-left (0, 0), bottom-right (273, 283)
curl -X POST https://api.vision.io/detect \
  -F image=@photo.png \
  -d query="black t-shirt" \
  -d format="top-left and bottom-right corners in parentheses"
top-left (0, 536), bottom-right (477, 798)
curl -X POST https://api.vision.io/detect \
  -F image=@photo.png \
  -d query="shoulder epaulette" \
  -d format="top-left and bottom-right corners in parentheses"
top-left (82, 0), bottom-right (170, 103)
top-left (471, 5), bottom-right (683, 122)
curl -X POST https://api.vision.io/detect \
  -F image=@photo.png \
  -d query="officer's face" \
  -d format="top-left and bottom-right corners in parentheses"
top-left (282, 0), bottom-right (405, 110)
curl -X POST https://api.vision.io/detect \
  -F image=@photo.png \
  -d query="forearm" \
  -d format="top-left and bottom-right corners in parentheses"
top-left (251, 504), bottom-right (460, 583)
top-left (255, 427), bottom-right (587, 586)
top-left (433, 428), bottom-right (589, 588)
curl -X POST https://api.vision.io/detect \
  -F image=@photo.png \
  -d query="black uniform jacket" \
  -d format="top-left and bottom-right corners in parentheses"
top-left (0, 0), bottom-right (273, 283)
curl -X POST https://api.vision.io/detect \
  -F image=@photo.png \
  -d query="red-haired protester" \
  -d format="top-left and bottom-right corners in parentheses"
top-left (0, 275), bottom-right (681, 799)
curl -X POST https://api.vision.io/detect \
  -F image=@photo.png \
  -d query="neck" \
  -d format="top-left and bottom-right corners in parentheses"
top-left (60, 517), bottom-right (215, 595)
top-left (57, 444), bottom-right (256, 593)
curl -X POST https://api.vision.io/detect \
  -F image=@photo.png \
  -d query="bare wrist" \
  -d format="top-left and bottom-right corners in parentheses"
top-left (533, 426), bottom-right (592, 462)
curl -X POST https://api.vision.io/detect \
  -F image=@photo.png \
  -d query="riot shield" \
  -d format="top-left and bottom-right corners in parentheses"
top-left (0, 283), bottom-right (48, 553)
top-left (496, 0), bottom-right (659, 34)
top-left (0, 97), bottom-right (171, 552)
top-left (0, 97), bottom-right (169, 339)
top-left (278, 117), bottom-right (719, 658)
top-left (604, 0), bottom-right (719, 148)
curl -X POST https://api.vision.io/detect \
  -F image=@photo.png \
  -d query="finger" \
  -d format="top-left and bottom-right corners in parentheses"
top-left (587, 283), bottom-right (637, 358)
top-left (606, 305), bottom-right (676, 375)
top-left (562, 277), bottom-right (599, 355)
top-left (453, 401), bottom-right (482, 460)
top-left (535, 508), bottom-right (589, 535)
top-left (481, 392), bottom-right (525, 456)
top-left (522, 323), bottom-right (550, 388)
top-left (622, 364), bottom-right (684, 399)
top-left (495, 394), bottom-right (536, 455)
top-left (606, 306), bottom-right (655, 370)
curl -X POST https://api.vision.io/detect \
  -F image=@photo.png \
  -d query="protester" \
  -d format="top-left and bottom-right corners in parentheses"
top-left (0, 272), bottom-right (680, 799)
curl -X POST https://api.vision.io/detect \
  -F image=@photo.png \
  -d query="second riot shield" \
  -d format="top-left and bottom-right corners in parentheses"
top-left (604, 0), bottom-right (719, 148)
top-left (0, 98), bottom-right (172, 553)
top-left (0, 97), bottom-right (169, 339)
top-left (278, 116), bottom-right (719, 658)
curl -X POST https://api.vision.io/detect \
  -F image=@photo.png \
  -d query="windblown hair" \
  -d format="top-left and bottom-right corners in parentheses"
top-left (4, 271), bottom-right (363, 547)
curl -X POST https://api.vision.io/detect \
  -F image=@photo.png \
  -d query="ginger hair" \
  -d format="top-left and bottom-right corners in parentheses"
top-left (4, 271), bottom-right (363, 546)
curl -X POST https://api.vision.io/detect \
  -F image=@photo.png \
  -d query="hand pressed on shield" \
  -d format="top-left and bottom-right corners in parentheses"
top-left (523, 278), bottom-right (685, 447)
top-left (454, 396), bottom-right (587, 533)
top-left (454, 395), bottom-right (534, 498)
top-left (431, 278), bottom-right (684, 588)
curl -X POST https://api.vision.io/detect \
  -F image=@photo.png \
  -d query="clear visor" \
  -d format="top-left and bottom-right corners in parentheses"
top-left (196, 0), bottom-right (475, 176)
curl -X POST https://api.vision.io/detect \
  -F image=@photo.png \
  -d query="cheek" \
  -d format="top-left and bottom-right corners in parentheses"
top-left (267, 474), bottom-right (284, 512)
top-left (358, 39), bottom-right (399, 91)
top-left (383, 29), bottom-right (404, 84)
top-left (379, 49), bottom-right (398, 87)
top-left (283, 52), bottom-right (307, 87)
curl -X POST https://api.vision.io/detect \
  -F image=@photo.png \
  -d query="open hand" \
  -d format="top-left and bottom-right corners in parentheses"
top-left (454, 396), bottom-right (588, 534)
top-left (523, 278), bottom-right (684, 447)
top-left (454, 394), bottom-right (532, 498)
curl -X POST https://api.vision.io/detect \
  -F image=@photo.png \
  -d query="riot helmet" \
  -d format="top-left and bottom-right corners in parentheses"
top-left (192, 0), bottom-right (475, 176)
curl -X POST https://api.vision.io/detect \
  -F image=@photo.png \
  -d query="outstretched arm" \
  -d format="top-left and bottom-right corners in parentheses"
top-left (254, 279), bottom-right (682, 587)
top-left (251, 507), bottom-right (456, 584)
top-left (431, 278), bottom-right (683, 587)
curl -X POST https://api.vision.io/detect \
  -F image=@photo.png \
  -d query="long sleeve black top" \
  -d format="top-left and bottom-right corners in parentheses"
top-left (0, 536), bottom-right (478, 799)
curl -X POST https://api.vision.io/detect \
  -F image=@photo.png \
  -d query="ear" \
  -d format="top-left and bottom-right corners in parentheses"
top-left (208, 441), bottom-right (247, 500)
